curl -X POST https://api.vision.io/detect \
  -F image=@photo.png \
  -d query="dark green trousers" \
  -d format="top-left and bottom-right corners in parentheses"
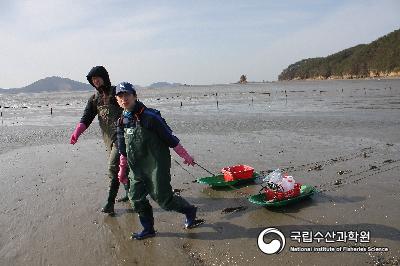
top-left (125, 125), bottom-right (192, 218)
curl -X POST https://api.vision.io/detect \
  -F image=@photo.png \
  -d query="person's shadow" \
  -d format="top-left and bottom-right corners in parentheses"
top-left (156, 221), bottom-right (400, 242)
top-left (113, 190), bottom-right (366, 218)
top-left (266, 193), bottom-right (367, 214)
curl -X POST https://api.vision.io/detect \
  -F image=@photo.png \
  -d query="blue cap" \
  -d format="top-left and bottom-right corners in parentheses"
top-left (116, 82), bottom-right (136, 95)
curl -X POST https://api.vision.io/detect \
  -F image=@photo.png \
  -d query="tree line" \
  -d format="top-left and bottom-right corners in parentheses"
top-left (278, 29), bottom-right (400, 80)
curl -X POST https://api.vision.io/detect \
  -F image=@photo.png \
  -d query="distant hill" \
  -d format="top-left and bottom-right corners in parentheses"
top-left (0, 77), bottom-right (187, 94)
top-left (148, 81), bottom-right (182, 88)
top-left (0, 76), bottom-right (92, 94)
top-left (278, 29), bottom-right (400, 81)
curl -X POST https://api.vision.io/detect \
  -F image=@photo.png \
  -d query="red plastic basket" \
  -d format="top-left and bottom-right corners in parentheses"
top-left (221, 165), bottom-right (254, 182)
top-left (264, 183), bottom-right (301, 201)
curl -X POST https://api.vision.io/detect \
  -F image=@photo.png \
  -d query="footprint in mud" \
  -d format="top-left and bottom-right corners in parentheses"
top-left (184, 219), bottom-right (205, 229)
top-left (173, 188), bottom-right (185, 196)
top-left (221, 206), bottom-right (247, 214)
top-left (334, 179), bottom-right (342, 185)
top-left (369, 165), bottom-right (378, 170)
top-left (308, 164), bottom-right (323, 171)
top-left (337, 170), bottom-right (351, 175)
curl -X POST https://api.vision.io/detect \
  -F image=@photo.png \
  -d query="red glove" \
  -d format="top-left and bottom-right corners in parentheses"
top-left (173, 143), bottom-right (195, 166)
top-left (70, 123), bottom-right (87, 144)
top-left (118, 155), bottom-right (128, 184)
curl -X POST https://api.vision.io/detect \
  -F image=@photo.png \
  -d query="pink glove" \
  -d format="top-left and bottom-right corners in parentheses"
top-left (70, 123), bottom-right (87, 144)
top-left (118, 155), bottom-right (128, 184)
top-left (173, 143), bottom-right (195, 166)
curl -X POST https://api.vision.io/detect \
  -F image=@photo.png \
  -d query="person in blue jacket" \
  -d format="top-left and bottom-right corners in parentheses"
top-left (115, 82), bottom-right (203, 240)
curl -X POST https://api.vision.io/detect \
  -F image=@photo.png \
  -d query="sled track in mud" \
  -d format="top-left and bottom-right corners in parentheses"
top-left (279, 147), bottom-right (374, 173)
top-left (251, 145), bottom-right (400, 196)
top-left (318, 160), bottom-right (400, 192)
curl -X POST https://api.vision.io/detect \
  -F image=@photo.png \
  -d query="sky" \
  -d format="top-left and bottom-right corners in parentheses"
top-left (0, 0), bottom-right (399, 88)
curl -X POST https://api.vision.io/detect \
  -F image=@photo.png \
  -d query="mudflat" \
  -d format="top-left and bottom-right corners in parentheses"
top-left (0, 79), bottom-right (399, 265)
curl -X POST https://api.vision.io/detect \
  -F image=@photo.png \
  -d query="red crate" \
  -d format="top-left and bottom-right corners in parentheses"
top-left (221, 165), bottom-right (254, 182)
top-left (264, 183), bottom-right (301, 201)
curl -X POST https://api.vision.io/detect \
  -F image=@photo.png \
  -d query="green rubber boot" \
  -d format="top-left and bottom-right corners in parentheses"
top-left (101, 202), bottom-right (115, 215)
top-left (101, 177), bottom-right (119, 215)
top-left (116, 184), bottom-right (130, 202)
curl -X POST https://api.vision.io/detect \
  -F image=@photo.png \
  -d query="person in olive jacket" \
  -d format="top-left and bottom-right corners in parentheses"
top-left (70, 66), bottom-right (129, 215)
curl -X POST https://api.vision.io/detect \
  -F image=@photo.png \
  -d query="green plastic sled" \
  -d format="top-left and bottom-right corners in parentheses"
top-left (197, 172), bottom-right (260, 187)
top-left (248, 184), bottom-right (316, 207)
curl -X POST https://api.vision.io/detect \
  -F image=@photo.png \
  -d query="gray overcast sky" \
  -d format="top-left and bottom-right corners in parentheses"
top-left (0, 0), bottom-right (399, 88)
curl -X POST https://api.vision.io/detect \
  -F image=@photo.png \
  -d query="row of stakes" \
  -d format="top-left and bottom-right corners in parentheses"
top-left (0, 86), bottom-right (394, 118)
top-left (175, 87), bottom-right (394, 108)
top-left (0, 107), bottom-right (53, 116)
top-left (0, 107), bottom-right (53, 125)
top-left (0, 107), bottom-right (53, 123)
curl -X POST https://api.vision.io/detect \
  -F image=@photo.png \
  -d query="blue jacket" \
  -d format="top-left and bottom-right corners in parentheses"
top-left (117, 100), bottom-right (180, 156)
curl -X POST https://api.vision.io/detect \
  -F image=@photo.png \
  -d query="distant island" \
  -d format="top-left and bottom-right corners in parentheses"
top-left (278, 29), bottom-right (400, 81)
top-left (0, 77), bottom-right (184, 94)
top-left (0, 76), bottom-right (92, 94)
top-left (148, 82), bottom-right (182, 88)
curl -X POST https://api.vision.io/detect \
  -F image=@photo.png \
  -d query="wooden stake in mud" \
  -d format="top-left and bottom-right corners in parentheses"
top-left (285, 90), bottom-right (288, 105)
top-left (180, 101), bottom-right (182, 108)
top-left (50, 107), bottom-right (53, 115)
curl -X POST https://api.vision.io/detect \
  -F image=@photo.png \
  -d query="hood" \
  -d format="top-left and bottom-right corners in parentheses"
top-left (86, 66), bottom-right (111, 89)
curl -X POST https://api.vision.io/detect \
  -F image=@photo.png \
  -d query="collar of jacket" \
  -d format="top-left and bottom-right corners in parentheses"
top-left (128, 100), bottom-right (146, 118)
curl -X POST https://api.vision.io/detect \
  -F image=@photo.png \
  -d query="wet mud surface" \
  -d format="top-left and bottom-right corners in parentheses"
top-left (0, 79), bottom-right (399, 265)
